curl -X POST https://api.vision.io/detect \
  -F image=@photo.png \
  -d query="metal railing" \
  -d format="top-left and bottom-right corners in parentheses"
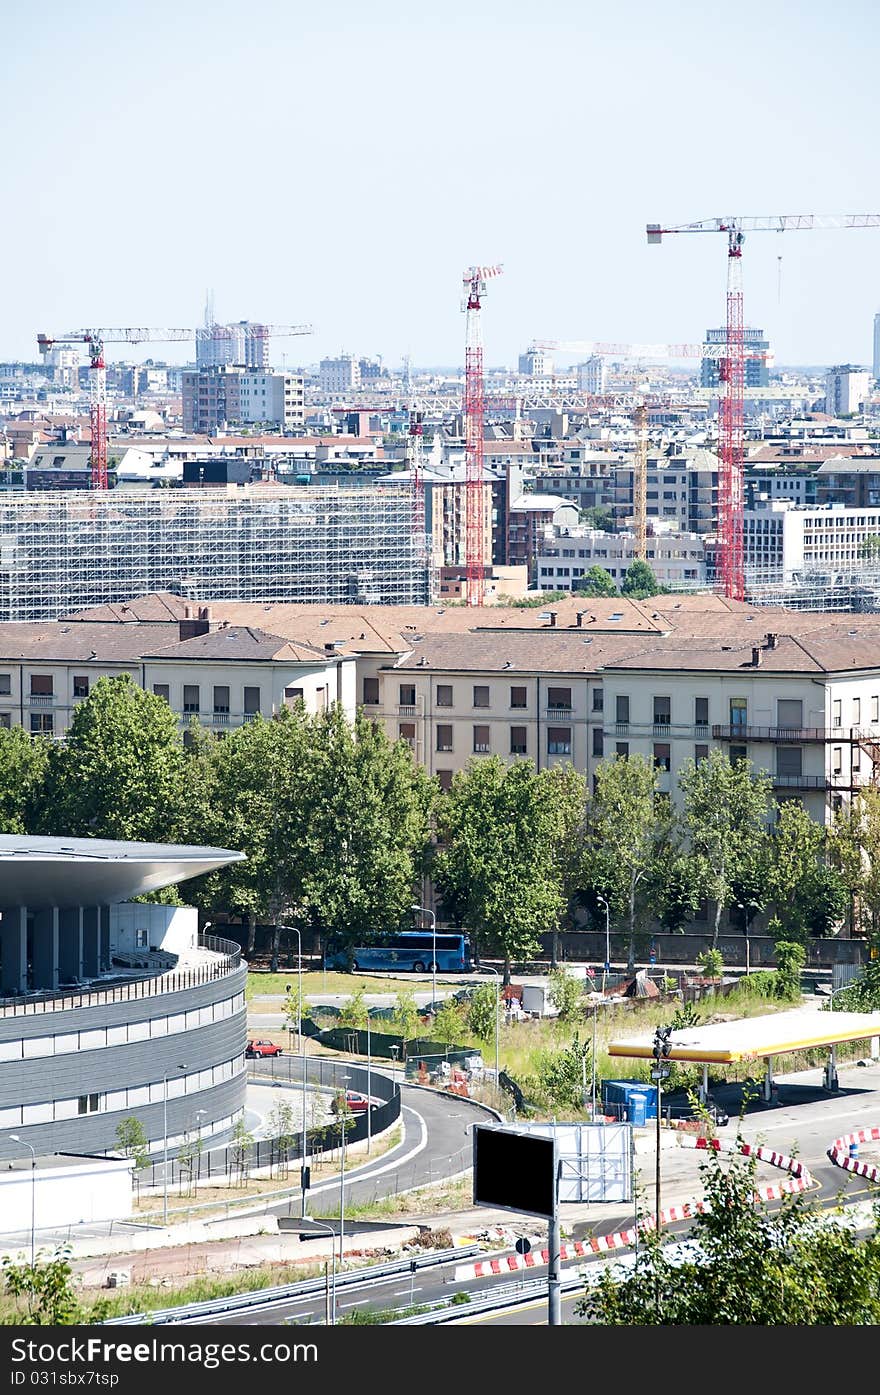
top-left (0, 935), bottom-right (241, 1018)
top-left (714, 724), bottom-right (838, 742)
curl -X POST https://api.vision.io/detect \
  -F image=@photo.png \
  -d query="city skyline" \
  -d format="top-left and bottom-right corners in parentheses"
top-left (3, 0), bottom-right (879, 368)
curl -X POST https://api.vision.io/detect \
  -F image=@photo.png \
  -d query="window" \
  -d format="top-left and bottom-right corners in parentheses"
top-left (853, 697), bottom-right (861, 724)
top-left (398, 722), bottom-right (416, 747)
top-left (510, 726), bottom-right (528, 755)
top-left (0, 674), bottom-right (9, 696)
top-left (29, 675), bottom-right (52, 696)
top-left (77, 1094), bottom-right (100, 1115)
top-left (615, 695), bottom-right (630, 726)
top-left (399, 684), bottom-right (416, 706)
top-left (436, 684), bottom-right (453, 707)
top-left (730, 745), bottom-right (747, 765)
top-left (473, 685), bottom-right (490, 708)
top-left (833, 699), bottom-right (842, 727)
top-left (776, 699), bottom-right (803, 730)
top-left (0, 714), bottom-right (10, 729)
top-left (729, 697), bottom-right (747, 728)
top-left (615, 741), bottom-right (629, 758)
top-left (152, 683), bottom-right (170, 702)
top-left (547, 726), bottom-right (571, 756)
top-left (135, 928), bottom-right (148, 949)
top-left (243, 686), bottom-right (261, 715)
top-left (362, 676), bottom-right (379, 705)
top-left (285, 686), bottom-right (304, 704)
top-left (436, 724), bottom-right (453, 752)
top-left (473, 724), bottom-right (491, 753)
top-left (873, 696), bottom-right (879, 724)
top-left (695, 744), bottom-right (709, 764)
top-left (833, 746), bottom-right (843, 775)
top-left (592, 688), bottom-right (604, 713)
top-left (653, 696), bottom-right (671, 728)
top-left (30, 713), bottom-right (53, 734)
top-left (694, 696), bottom-right (709, 727)
top-left (592, 728), bottom-right (604, 757)
top-left (213, 685), bottom-right (230, 714)
top-left (183, 685), bottom-right (200, 713)
top-left (776, 746), bottom-right (803, 778)
top-left (653, 742), bottom-right (671, 772)
top-left (437, 770), bottom-right (453, 792)
top-left (510, 686), bottom-right (527, 709)
top-left (547, 686), bottom-right (572, 710)
top-left (72, 675), bottom-right (89, 699)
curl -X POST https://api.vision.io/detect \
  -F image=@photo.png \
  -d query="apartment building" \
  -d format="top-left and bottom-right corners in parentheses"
top-left (0, 609), bottom-right (355, 739)
top-left (319, 356), bottom-right (361, 394)
top-left (825, 365), bottom-right (871, 417)
top-left (182, 367), bottom-right (304, 434)
top-left (537, 526), bottom-right (706, 590)
top-left (611, 447), bottom-right (719, 534)
top-left (701, 327), bottom-right (770, 388)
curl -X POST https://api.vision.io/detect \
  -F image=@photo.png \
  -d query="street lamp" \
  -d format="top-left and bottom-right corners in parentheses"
top-left (194, 1110), bottom-right (207, 1182)
top-left (339, 1073), bottom-right (351, 1264)
top-left (278, 925), bottom-right (309, 1211)
top-left (485, 967), bottom-right (500, 1088)
top-left (597, 894), bottom-right (611, 991)
top-left (411, 904), bottom-right (437, 1010)
top-left (8, 1135), bottom-right (35, 1269)
top-left (651, 1027), bottom-right (673, 1238)
top-left (299, 1218), bottom-right (337, 1324)
top-left (162, 1064), bottom-right (187, 1227)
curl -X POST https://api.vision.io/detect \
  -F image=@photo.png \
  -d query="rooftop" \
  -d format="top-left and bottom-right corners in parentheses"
top-left (0, 835), bottom-right (244, 907)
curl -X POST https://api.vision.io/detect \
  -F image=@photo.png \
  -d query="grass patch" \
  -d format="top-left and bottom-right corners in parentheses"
top-left (317, 1176), bottom-right (472, 1221)
top-left (246, 969), bottom-right (473, 1000)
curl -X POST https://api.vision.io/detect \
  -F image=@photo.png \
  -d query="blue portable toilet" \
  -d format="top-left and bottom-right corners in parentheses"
top-left (628, 1091), bottom-right (649, 1127)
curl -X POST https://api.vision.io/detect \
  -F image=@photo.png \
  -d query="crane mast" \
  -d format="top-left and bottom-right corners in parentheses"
top-left (462, 266), bottom-right (502, 606)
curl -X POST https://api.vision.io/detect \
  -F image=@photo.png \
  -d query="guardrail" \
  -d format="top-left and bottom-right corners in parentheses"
top-left (102, 1246), bottom-right (480, 1325)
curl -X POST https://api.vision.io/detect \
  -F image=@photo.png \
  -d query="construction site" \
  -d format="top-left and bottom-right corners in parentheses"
top-left (0, 485), bottom-right (428, 621)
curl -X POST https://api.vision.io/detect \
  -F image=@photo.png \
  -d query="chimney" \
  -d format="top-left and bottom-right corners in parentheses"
top-left (178, 604), bottom-right (214, 642)
top-left (576, 611), bottom-right (585, 627)
top-left (548, 611), bottom-right (557, 627)
top-left (751, 646), bottom-right (762, 667)
top-left (765, 632), bottom-right (778, 649)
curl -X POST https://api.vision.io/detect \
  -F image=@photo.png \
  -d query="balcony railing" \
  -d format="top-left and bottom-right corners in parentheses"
top-left (212, 711), bottom-right (230, 725)
top-left (28, 694), bottom-right (53, 705)
top-left (652, 721), bottom-right (672, 735)
top-left (714, 724), bottom-right (836, 742)
top-left (398, 704), bottom-right (418, 717)
top-left (545, 706), bottom-right (572, 719)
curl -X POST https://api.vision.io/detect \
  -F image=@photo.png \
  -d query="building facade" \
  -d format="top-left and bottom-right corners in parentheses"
top-left (701, 327), bottom-right (770, 388)
top-left (825, 365), bottom-right (871, 417)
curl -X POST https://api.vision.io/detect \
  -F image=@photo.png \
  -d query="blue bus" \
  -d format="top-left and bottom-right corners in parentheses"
top-left (325, 931), bottom-right (472, 974)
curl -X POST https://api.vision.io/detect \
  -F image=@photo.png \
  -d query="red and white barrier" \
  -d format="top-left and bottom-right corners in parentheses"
top-left (453, 1134), bottom-right (815, 1282)
top-left (827, 1126), bottom-right (880, 1184)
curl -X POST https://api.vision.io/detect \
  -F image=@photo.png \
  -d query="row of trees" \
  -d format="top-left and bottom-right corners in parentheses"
top-left (2, 675), bottom-right (878, 974)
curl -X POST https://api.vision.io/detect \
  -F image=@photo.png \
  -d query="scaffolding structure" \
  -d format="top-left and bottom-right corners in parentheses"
top-left (745, 565), bottom-right (880, 612)
top-left (0, 485), bottom-right (429, 621)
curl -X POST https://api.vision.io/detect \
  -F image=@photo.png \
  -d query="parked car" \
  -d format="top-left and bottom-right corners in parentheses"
top-left (246, 1039), bottom-right (283, 1058)
top-left (331, 1089), bottom-right (375, 1115)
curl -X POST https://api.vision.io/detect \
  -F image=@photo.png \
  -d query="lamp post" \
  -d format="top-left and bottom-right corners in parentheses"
top-left (651, 1027), bottom-right (673, 1238)
top-left (299, 1218), bottom-right (337, 1324)
top-left (338, 1074), bottom-right (351, 1265)
top-left (366, 1014), bottom-right (372, 1156)
top-left (162, 1063), bottom-right (187, 1227)
top-left (194, 1110), bottom-right (207, 1182)
top-left (597, 894), bottom-right (611, 990)
top-left (279, 926), bottom-right (309, 1208)
top-left (412, 903), bottom-right (437, 1010)
top-left (486, 966), bottom-right (500, 1088)
top-left (8, 1135), bottom-right (35, 1269)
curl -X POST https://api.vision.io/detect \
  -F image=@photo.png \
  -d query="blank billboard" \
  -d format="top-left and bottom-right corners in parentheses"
top-left (472, 1125), bottom-right (557, 1220)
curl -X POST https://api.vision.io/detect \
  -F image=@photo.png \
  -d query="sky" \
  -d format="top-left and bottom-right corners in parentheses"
top-left (3, 0), bottom-right (879, 371)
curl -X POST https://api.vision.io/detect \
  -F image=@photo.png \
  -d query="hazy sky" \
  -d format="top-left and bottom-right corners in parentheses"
top-left (3, 0), bottom-right (879, 370)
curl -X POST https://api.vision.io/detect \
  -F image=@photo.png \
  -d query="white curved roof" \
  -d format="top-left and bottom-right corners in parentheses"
top-left (609, 1004), bottom-right (880, 1065)
top-left (0, 835), bottom-right (245, 907)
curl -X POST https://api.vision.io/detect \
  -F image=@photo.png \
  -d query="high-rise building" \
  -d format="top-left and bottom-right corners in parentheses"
top-left (196, 322), bottom-right (272, 371)
top-left (873, 312), bottom-right (880, 381)
top-left (700, 327), bottom-right (770, 388)
top-left (517, 349), bottom-right (554, 377)
top-left (182, 367), bottom-right (305, 433)
top-left (576, 356), bottom-right (607, 395)
top-left (319, 356), bottom-right (361, 394)
top-left (824, 365), bottom-right (871, 417)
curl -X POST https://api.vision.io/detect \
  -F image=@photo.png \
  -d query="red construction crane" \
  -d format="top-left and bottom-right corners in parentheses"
top-left (37, 323), bottom-right (313, 490)
top-left (462, 265), bottom-right (502, 606)
top-left (647, 214), bottom-right (880, 601)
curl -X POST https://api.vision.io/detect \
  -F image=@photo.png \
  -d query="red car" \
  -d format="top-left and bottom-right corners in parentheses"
top-left (246, 1039), bottom-right (283, 1058)
top-left (331, 1089), bottom-right (375, 1114)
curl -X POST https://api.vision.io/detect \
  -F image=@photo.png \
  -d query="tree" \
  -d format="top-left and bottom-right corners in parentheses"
top-left (766, 801), bottom-right (824, 943)
top-left (587, 754), bottom-right (664, 970)
top-left (229, 1119), bottom-right (254, 1187)
top-left (291, 708), bottom-right (437, 960)
top-left (115, 1116), bottom-right (149, 1201)
top-left (391, 989), bottom-right (420, 1041)
top-left (576, 565), bottom-right (618, 598)
top-left (859, 534), bottom-right (880, 560)
top-left (38, 674), bottom-right (187, 842)
top-left (268, 1099), bottom-right (296, 1178)
top-left (774, 940), bottom-right (806, 1001)
top-left (829, 791), bottom-right (880, 939)
top-left (0, 726), bottom-right (50, 833)
top-left (679, 750), bottom-right (772, 947)
top-left (577, 1134), bottom-right (880, 1324)
top-left (432, 999), bottom-right (465, 1047)
top-left (649, 840), bottom-right (706, 934)
top-left (541, 764), bottom-right (589, 968)
top-left (579, 504), bottom-right (613, 530)
top-left (433, 758), bottom-right (573, 983)
top-left (338, 987), bottom-right (369, 1030)
top-left (534, 1033), bottom-right (591, 1110)
top-left (621, 560), bottom-right (662, 599)
top-left (548, 968), bottom-right (584, 1021)
top-left (1, 1247), bottom-right (110, 1325)
top-left (466, 982), bottom-right (500, 1043)
top-left (695, 946), bottom-right (723, 980)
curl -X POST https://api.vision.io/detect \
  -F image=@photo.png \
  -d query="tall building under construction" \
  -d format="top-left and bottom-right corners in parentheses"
top-left (0, 486), bottom-right (428, 621)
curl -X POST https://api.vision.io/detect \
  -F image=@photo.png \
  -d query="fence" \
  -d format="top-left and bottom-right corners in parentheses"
top-left (0, 935), bottom-right (242, 1018)
top-left (137, 1056), bottom-right (400, 1192)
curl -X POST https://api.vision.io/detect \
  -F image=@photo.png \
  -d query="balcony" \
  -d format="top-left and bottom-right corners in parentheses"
top-left (212, 712), bottom-right (230, 726)
top-left (714, 725), bottom-right (835, 742)
top-left (545, 706), bottom-right (573, 720)
top-left (652, 722), bottom-right (672, 736)
top-left (28, 694), bottom-right (54, 706)
top-left (615, 721), bottom-right (630, 734)
top-left (398, 704), bottom-right (418, 717)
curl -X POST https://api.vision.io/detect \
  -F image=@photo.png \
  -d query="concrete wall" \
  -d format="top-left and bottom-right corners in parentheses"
top-left (109, 903), bottom-right (198, 957)
top-left (0, 1156), bottom-right (132, 1231)
top-left (543, 931), bottom-right (866, 969)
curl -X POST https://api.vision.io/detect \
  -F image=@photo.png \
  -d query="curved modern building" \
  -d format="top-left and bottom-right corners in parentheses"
top-left (0, 835), bottom-right (247, 1164)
